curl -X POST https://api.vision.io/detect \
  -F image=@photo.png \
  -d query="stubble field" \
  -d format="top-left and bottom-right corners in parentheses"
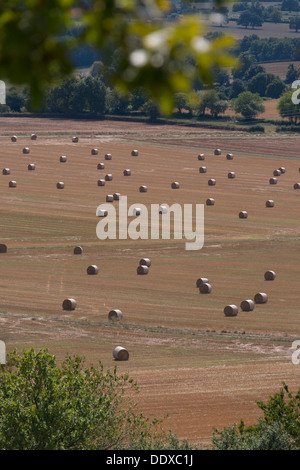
top-left (0, 116), bottom-right (299, 447)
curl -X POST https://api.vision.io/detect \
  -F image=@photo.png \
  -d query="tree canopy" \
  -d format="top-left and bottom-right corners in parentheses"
top-left (289, 15), bottom-right (300, 32)
top-left (277, 88), bottom-right (300, 123)
top-left (0, 348), bottom-right (194, 450)
top-left (231, 90), bottom-right (265, 119)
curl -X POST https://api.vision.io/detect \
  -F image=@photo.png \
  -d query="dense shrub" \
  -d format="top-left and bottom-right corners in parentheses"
top-left (248, 124), bottom-right (265, 132)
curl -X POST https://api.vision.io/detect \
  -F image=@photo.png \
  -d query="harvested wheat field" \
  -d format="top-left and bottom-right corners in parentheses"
top-left (0, 116), bottom-right (300, 448)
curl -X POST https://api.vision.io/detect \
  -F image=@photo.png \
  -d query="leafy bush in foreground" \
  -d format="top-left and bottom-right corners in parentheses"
top-left (212, 382), bottom-right (300, 450)
top-left (0, 348), bottom-right (196, 450)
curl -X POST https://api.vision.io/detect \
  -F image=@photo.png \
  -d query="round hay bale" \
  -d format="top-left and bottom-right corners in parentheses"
top-left (108, 309), bottom-right (123, 321)
top-left (198, 153), bottom-right (205, 160)
top-left (294, 183), bottom-right (300, 190)
top-left (199, 283), bottom-right (212, 294)
top-left (62, 298), bottom-right (77, 311)
top-left (199, 166), bottom-right (207, 173)
top-left (269, 177), bottom-right (277, 185)
top-left (206, 198), bottom-right (215, 206)
top-left (273, 169), bottom-right (281, 176)
top-left (30, 133), bottom-right (37, 140)
top-left (254, 292), bottom-right (268, 304)
top-left (97, 163), bottom-right (105, 170)
top-left (266, 200), bottom-right (274, 207)
top-left (214, 149), bottom-right (221, 155)
top-left (105, 174), bottom-right (113, 181)
top-left (73, 246), bottom-right (83, 255)
top-left (240, 299), bottom-right (255, 312)
top-left (113, 346), bottom-right (129, 361)
top-left (60, 155), bottom-right (67, 163)
top-left (9, 180), bottom-right (16, 188)
top-left (2, 168), bottom-right (10, 175)
top-left (224, 305), bottom-right (238, 317)
top-left (28, 164), bottom-right (35, 171)
top-left (113, 192), bottom-right (121, 200)
top-left (208, 179), bottom-right (216, 186)
top-left (22, 147), bottom-right (30, 154)
top-left (139, 185), bottom-right (147, 193)
top-left (97, 179), bottom-right (106, 186)
top-left (279, 167), bottom-right (286, 174)
top-left (239, 211), bottom-right (248, 219)
top-left (264, 270), bottom-right (276, 281)
top-left (226, 153), bottom-right (234, 160)
top-left (97, 209), bottom-right (108, 217)
top-left (0, 244), bottom-right (7, 253)
top-left (56, 182), bottom-right (64, 189)
top-left (11, 135), bottom-right (17, 142)
top-left (106, 194), bottom-right (114, 202)
top-left (139, 258), bottom-right (151, 267)
top-left (91, 148), bottom-right (98, 155)
top-left (131, 150), bottom-right (139, 156)
top-left (228, 172), bottom-right (235, 179)
top-left (159, 205), bottom-right (168, 214)
top-left (87, 265), bottom-right (98, 275)
top-left (196, 277), bottom-right (209, 288)
top-left (72, 136), bottom-right (78, 142)
top-left (105, 153), bottom-right (112, 160)
top-left (137, 265), bottom-right (149, 275)
top-left (123, 169), bottom-right (131, 176)
top-left (171, 181), bottom-right (180, 189)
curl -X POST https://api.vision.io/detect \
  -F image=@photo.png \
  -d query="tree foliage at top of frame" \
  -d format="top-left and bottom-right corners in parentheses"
top-left (0, 0), bottom-right (237, 112)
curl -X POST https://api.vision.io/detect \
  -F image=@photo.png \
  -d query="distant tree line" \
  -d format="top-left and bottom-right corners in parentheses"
top-left (5, 74), bottom-right (160, 121)
top-left (236, 35), bottom-right (300, 62)
top-left (233, 0), bottom-right (300, 25)
top-left (2, 57), bottom-right (291, 123)
top-left (233, 0), bottom-right (300, 34)
top-left (4, 39), bottom-right (300, 124)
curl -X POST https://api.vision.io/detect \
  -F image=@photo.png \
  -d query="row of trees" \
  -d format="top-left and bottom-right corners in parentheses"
top-left (178, 85), bottom-right (300, 123)
top-left (233, 0), bottom-right (300, 14)
top-left (1, 78), bottom-right (270, 121)
top-left (214, 53), bottom-right (287, 100)
top-left (5, 31), bottom-right (300, 122)
top-left (236, 35), bottom-right (300, 63)
top-left (174, 89), bottom-right (265, 120)
top-left (237, 10), bottom-right (300, 31)
top-left (5, 62), bottom-right (299, 123)
top-left (5, 44), bottom-right (300, 122)
top-left (0, 348), bottom-right (299, 450)
top-left (6, 77), bottom-right (144, 117)
top-left (233, 0), bottom-right (300, 28)
top-left (7, 74), bottom-right (300, 124)
top-left (2, 1), bottom-right (300, 122)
